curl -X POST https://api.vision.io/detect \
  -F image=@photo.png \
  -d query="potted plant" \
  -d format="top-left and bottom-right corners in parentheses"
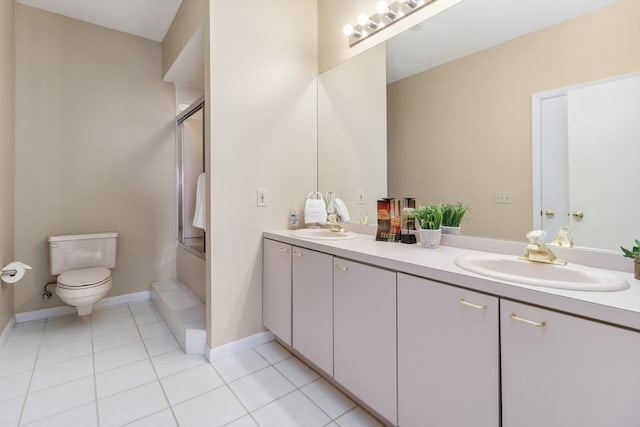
top-left (414, 204), bottom-right (443, 248)
top-left (441, 203), bottom-right (469, 235)
top-left (621, 239), bottom-right (640, 280)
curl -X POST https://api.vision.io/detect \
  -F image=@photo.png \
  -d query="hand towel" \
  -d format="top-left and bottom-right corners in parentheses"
top-left (193, 173), bottom-right (206, 230)
top-left (304, 192), bottom-right (327, 224)
top-left (334, 198), bottom-right (350, 222)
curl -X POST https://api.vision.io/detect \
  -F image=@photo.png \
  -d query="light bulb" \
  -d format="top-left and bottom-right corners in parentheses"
top-left (342, 24), bottom-right (354, 36)
top-left (357, 13), bottom-right (370, 26)
top-left (376, 1), bottom-right (389, 15)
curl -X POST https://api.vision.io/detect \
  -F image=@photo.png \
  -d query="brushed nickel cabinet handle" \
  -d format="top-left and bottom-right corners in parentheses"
top-left (292, 251), bottom-right (302, 257)
top-left (278, 247), bottom-right (289, 253)
top-left (335, 264), bottom-right (349, 271)
top-left (510, 313), bottom-right (546, 328)
top-left (458, 299), bottom-right (486, 310)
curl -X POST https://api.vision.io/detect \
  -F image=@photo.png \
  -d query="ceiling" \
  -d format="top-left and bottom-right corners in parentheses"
top-left (16, 0), bottom-right (183, 42)
top-left (386, 0), bottom-right (622, 82)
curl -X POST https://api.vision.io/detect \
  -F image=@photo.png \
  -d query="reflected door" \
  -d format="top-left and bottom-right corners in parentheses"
top-left (567, 75), bottom-right (640, 250)
top-left (539, 95), bottom-right (570, 240)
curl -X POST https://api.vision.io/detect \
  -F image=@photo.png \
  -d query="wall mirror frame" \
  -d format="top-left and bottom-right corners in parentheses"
top-left (317, 0), bottom-right (639, 253)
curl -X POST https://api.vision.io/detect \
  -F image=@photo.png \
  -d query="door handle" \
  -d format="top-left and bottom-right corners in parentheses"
top-left (544, 209), bottom-right (554, 218)
top-left (510, 313), bottom-right (545, 328)
top-left (458, 299), bottom-right (486, 310)
top-left (335, 264), bottom-right (349, 271)
top-left (571, 211), bottom-right (584, 220)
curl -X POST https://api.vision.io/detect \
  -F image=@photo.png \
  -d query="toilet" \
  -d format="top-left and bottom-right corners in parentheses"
top-left (48, 232), bottom-right (118, 316)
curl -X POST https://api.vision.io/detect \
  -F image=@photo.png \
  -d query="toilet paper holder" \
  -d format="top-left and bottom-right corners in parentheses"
top-left (1, 268), bottom-right (18, 278)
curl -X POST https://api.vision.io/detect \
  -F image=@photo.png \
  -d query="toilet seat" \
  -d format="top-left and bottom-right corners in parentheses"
top-left (58, 267), bottom-right (111, 289)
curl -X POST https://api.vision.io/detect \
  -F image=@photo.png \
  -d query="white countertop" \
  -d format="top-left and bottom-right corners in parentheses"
top-left (264, 230), bottom-right (640, 331)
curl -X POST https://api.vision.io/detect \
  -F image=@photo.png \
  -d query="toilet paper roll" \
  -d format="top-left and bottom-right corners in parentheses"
top-left (1, 261), bottom-right (32, 284)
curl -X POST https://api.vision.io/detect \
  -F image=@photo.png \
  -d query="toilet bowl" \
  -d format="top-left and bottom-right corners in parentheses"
top-left (56, 267), bottom-right (112, 316)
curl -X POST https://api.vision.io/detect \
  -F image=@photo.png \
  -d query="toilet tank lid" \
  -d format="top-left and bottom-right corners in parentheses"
top-left (48, 232), bottom-right (118, 242)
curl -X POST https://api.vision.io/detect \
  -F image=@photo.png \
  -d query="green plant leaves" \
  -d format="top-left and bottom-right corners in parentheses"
top-left (620, 239), bottom-right (640, 258)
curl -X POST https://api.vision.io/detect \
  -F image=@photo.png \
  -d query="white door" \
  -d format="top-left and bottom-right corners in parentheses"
top-left (567, 75), bottom-right (640, 250)
top-left (538, 95), bottom-right (569, 239)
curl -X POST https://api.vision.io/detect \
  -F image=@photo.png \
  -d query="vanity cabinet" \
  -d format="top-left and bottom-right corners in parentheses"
top-left (397, 273), bottom-right (500, 427)
top-left (262, 239), bottom-right (292, 345)
top-left (501, 299), bottom-right (640, 427)
top-left (291, 247), bottom-right (333, 375)
top-left (333, 257), bottom-right (397, 424)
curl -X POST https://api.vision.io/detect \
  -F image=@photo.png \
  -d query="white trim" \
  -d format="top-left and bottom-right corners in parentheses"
top-left (15, 290), bottom-right (150, 323)
top-left (206, 331), bottom-right (275, 362)
top-left (0, 315), bottom-right (16, 352)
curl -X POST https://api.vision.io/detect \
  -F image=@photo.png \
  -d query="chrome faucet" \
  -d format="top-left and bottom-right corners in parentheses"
top-left (519, 230), bottom-right (567, 265)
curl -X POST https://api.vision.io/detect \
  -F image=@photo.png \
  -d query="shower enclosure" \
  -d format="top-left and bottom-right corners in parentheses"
top-left (175, 97), bottom-right (206, 303)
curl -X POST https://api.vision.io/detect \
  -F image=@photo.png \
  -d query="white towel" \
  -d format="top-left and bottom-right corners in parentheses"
top-left (304, 192), bottom-right (327, 224)
top-left (193, 173), bottom-right (206, 230)
top-left (334, 198), bottom-right (350, 222)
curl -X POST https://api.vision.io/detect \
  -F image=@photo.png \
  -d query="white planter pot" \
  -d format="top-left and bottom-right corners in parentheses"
top-left (417, 228), bottom-right (441, 248)
top-left (441, 226), bottom-right (461, 235)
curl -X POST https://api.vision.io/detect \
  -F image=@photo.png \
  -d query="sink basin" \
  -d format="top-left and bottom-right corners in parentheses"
top-left (455, 253), bottom-right (629, 291)
top-left (289, 228), bottom-right (357, 240)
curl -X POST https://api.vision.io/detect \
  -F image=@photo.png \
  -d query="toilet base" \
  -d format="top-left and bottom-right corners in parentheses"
top-left (77, 305), bottom-right (94, 316)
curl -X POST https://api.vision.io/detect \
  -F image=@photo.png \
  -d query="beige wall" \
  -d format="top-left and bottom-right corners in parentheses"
top-left (14, 6), bottom-right (176, 313)
top-left (162, 0), bottom-right (207, 79)
top-left (388, 0), bottom-right (640, 241)
top-left (318, 0), bottom-right (462, 72)
top-left (0, 0), bottom-right (15, 333)
top-left (207, 0), bottom-right (318, 348)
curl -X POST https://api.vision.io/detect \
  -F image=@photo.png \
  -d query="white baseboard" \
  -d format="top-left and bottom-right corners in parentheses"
top-left (15, 290), bottom-right (151, 323)
top-left (0, 315), bottom-right (16, 352)
top-left (206, 331), bottom-right (275, 362)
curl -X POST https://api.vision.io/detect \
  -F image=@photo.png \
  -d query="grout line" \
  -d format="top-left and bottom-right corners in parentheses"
top-left (90, 307), bottom-right (101, 426)
top-left (15, 319), bottom-right (47, 426)
top-left (129, 301), bottom-right (181, 427)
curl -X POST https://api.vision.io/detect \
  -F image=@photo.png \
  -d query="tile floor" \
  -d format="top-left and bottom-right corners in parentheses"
top-left (0, 301), bottom-right (384, 427)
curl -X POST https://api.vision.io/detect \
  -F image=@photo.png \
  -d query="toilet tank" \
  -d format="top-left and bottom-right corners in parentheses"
top-left (48, 232), bottom-right (118, 275)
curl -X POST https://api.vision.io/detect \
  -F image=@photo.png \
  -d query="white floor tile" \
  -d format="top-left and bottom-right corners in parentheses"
top-left (251, 390), bottom-right (331, 427)
top-left (92, 326), bottom-right (141, 353)
top-left (224, 415), bottom-right (259, 427)
top-left (172, 386), bottom-right (247, 427)
top-left (128, 300), bottom-right (157, 315)
top-left (325, 423), bottom-right (340, 427)
top-left (0, 351), bottom-right (37, 377)
top-left (36, 335), bottom-right (92, 367)
top-left (21, 376), bottom-right (95, 425)
top-left (212, 348), bottom-right (270, 383)
top-left (138, 320), bottom-right (170, 340)
top-left (161, 363), bottom-right (224, 405)
top-left (133, 310), bottom-right (163, 326)
top-left (0, 395), bottom-right (24, 427)
top-left (98, 381), bottom-right (168, 427)
top-left (229, 366), bottom-right (296, 411)
top-left (334, 407), bottom-right (384, 427)
top-left (22, 402), bottom-right (98, 427)
top-left (144, 333), bottom-right (180, 357)
top-left (254, 341), bottom-right (292, 365)
top-left (41, 316), bottom-right (91, 348)
top-left (301, 378), bottom-right (356, 419)
top-left (96, 359), bottom-right (157, 399)
top-left (0, 370), bottom-right (31, 402)
top-left (94, 341), bottom-right (148, 373)
top-left (124, 409), bottom-right (177, 427)
top-left (274, 357), bottom-right (320, 387)
top-left (151, 349), bottom-right (207, 378)
top-left (30, 354), bottom-right (94, 392)
top-left (1, 323), bottom-right (43, 357)
top-left (174, 306), bottom-right (205, 324)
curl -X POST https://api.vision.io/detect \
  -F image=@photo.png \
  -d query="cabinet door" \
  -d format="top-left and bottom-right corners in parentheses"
top-left (262, 239), bottom-right (292, 345)
top-left (397, 274), bottom-right (499, 427)
top-left (501, 299), bottom-right (640, 427)
top-left (334, 258), bottom-right (397, 424)
top-left (292, 247), bottom-right (333, 375)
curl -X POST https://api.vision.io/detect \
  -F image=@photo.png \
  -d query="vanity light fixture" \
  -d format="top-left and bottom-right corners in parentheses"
top-left (344, 0), bottom-right (435, 47)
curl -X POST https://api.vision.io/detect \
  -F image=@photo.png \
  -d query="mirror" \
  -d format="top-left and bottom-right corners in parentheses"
top-left (317, 0), bottom-right (637, 251)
